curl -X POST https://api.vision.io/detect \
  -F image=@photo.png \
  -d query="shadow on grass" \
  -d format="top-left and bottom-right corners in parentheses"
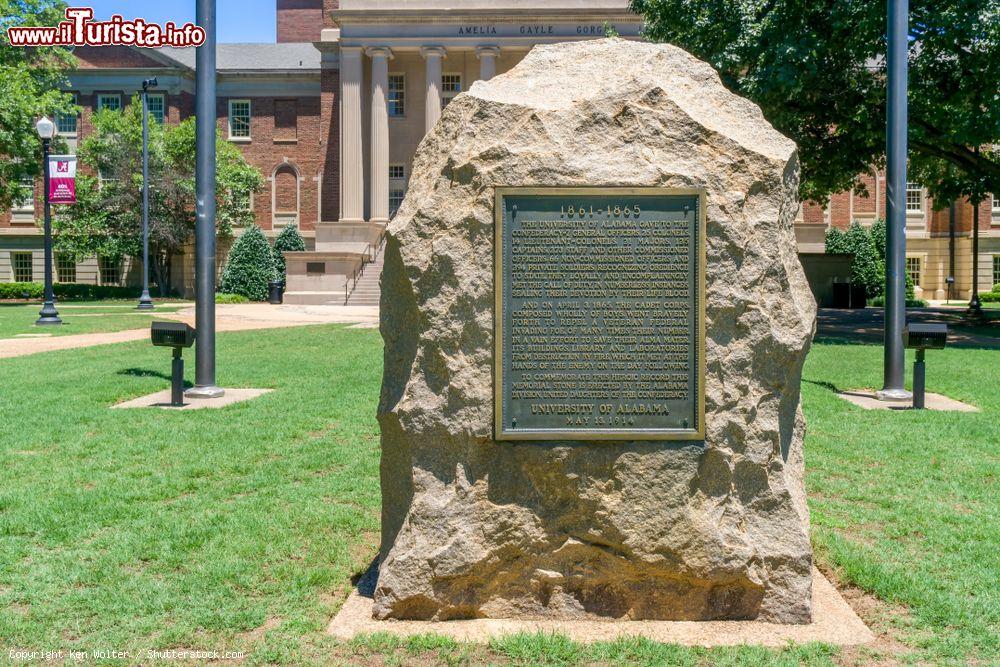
top-left (803, 378), bottom-right (843, 394)
top-left (118, 367), bottom-right (193, 388)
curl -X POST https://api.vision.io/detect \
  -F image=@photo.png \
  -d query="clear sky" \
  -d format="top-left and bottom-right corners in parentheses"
top-left (88, 0), bottom-right (277, 43)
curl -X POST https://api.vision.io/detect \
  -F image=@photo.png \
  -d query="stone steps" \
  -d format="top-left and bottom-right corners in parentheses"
top-left (341, 241), bottom-right (385, 307)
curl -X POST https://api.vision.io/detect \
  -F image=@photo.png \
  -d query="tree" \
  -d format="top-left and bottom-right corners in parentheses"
top-left (220, 225), bottom-right (275, 301)
top-left (272, 224), bottom-right (306, 281)
top-left (0, 0), bottom-right (77, 210)
top-left (826, 219), bottom-right (916, 301)
top-left (54, 97), bottom-right (264, 295)
top-left (630, 0), bottom-right (999, 206)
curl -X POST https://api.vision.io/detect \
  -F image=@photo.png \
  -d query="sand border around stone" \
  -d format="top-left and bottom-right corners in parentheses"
top-left (327, 568), bottom-right (874, 647)
top-left (111, 388), bottom-right (272, 410)
top-left (837, 389), bottom-right (978, 412)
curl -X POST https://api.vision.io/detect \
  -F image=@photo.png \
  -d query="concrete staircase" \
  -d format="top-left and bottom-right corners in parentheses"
top-left (340, 240), bottom-right (385, 306)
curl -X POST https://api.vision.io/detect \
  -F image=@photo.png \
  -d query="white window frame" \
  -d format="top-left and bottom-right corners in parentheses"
top-left (388, 74), bottom-right (405, 117)
top-left (147, 93), bottom-right (166, 125)
top-left (905, 182), bottom-right (924, 213)
top-left (992, 194), bottom-right (999, 212)
top-left (56, 92), bottom-right (78, 135)
top-left (993, 255), bottom-right (1000, 287)
top-left (228, 99), bottom-right (251, 140)
top-left (56, 254), bottom-right (76, 283)
top-left (389, 163), bottom-right (406, 219)
top-left (905, 255), bottom-right (922, 287)
top-left (388, 164), bottom-right (405, 180)
top-left (441, 73), bottom-right (462, 110)
top-left (96, 93), bottom-right (122, 112)
top-left (11, 252), bottom-right (34, 282)
top-left (13, 178), bottom-right (34, 213)
top-left (98, 256), bottom-right (122, 286)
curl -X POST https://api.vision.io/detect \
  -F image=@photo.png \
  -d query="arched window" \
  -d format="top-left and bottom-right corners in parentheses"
top-left (270, 161), bottom-right (301, 227)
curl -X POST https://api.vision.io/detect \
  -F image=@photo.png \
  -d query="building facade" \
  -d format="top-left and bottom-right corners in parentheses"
top-left (2, 0), bottom-right (998, 303)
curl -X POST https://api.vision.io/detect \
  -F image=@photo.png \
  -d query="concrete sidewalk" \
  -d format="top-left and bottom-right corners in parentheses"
top-left (0, 304), bottom-right (379, 359)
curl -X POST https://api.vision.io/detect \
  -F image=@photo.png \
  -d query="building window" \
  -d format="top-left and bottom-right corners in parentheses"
top-left (56, 254), bottom-right (76, 283)
top-left (906, 257), bottom-right (922, 287)
top-left (389, 164), bottom-right (405, 180)
top-left (441, 74), bottom-right (461, 109)
top-left (228, 99), bottom-right (251, 139)
top-left (388, 74), bottom-right (405, 116)
top-left (96, 94), bottom-right (122, 112)
top-left (147, 93), bottom-right (165, 124)
top-left (13, 178), bottom-right (34, 213)
top-left (992, 194), bottom-right (999, 212)
top-left (56, 93), bottom-right (78, 134)
top-left (993, 255), bottom-right (1000, 286)
top-left (905, 183), bottom-right (923, 212)
top-left (99, 257), bottom-right (122, 286)
top-left (97, 167), bottom-right (118, 191)
top-left (389, 188), bottom-right (405, 219)
top-left (274, 99), bottom-right (297, 142)
top-left (11, 252), bottom-right (33, 282)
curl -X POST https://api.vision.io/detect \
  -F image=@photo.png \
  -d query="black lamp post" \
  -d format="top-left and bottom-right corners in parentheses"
top-left (35, 116), bottom-right (61, 326)
top-left (137, 76), bottom-right (158, 311)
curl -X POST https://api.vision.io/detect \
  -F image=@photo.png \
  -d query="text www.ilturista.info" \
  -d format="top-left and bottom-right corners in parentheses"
top-left (6, 7), bottom-right (205, 48)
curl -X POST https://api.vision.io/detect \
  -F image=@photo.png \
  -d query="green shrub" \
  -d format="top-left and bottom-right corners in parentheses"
top-left (992, 284), bottom-right (1000, 294)
top-left (825, 221), bottom-right (885, 299)
top-left (272, 224), bottom-right (306, 281)
top-left (215, 292), bottom-right (249, 304)
top-left (980, 291), bottom-right (1000, 303)
top-left (220, 225), bottom-right (275, 301)
top-left (869, 295), bottom-right (928, 308)
top-left (0, 282), bottom-right (140, 301)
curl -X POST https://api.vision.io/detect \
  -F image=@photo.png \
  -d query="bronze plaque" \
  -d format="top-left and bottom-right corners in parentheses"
top-left (495, 187), bottom-right (706, 441)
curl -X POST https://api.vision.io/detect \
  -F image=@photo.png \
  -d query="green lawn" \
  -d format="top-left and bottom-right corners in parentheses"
top-left (0, 324), bottom-right (996, 665)
top-left (0, 301), bottom-right (190, 339)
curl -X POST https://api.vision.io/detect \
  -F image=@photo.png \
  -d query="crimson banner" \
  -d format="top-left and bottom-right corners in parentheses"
top-left (48, 155), bottom-right (76, 204)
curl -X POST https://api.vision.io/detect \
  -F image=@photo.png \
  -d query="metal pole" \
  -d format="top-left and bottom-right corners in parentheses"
top-left (948, 200), bottom-right (956, 302)
top-left (186, 0), bottom-right (224, 398)
top-left (36, 137), bottom-right (61, 325)
top-left (912, 349), bottom-right (925, 409)
top-left (137, 80), bottom-right (154, 310)
top-left (878, 0), bottom-right (911, 401)
top-left (968, 146), bottom-right (984, 321)
top-left (172, 347), bottom-right (185, 407)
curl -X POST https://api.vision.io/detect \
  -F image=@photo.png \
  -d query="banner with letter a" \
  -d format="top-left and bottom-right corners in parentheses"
top-left (48, 155), bottom-right (77, 204)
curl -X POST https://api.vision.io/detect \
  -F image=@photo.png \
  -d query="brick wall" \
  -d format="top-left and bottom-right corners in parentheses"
top-left (216, 95), bottom-right (324, 231)
top-left (277, 0), bottom-right (325, 42)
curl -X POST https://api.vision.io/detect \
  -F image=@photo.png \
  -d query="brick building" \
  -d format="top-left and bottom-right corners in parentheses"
top-left (2, 0), bottom-right (998, 303)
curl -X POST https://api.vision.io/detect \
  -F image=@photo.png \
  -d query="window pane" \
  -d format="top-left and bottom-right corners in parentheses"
top-left (388, 75), bottom-right (405, 116)
top-left (906, 257), bottom-right (921, 286)
top-left (993, 256), bottom-right (1000, 286)
top-left (99, 257), bottom-right (121, 286)
top-left (389, 188), bottom-right (405, 219)
top-left (97, 95), bottom-right (121, 112)
top-left (229, 100), bottom-right (251, 138)
top-left (12, 252), bottom-right (33, 282)
top-left (147, 94), bottom-right (165, 124)
top-left (389, 165), bottom-right (405, 180)
top-left (992, 195), bottom-right (999, 211)
top-left (905, 183), bottom-right (923, 212)
top-left (440, 74), bottom-right (461, 110)
top-left (13, 178), bottom-right (34, 212)
top-left (56, 254), bottom-right (76, 283)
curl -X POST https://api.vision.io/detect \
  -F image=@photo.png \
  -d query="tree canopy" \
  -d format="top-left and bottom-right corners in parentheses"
top-left (0, 0), bottom-right (77, 210)
top-left (630, 0), bottom-right (999, 205)
top-left (54, 98), bottom-right (264, 295)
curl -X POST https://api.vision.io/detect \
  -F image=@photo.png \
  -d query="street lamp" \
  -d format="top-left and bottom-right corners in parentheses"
top-left (137, 77), bottom-right (158, 311)
top-left (35, 116), bottom-right (61, 326)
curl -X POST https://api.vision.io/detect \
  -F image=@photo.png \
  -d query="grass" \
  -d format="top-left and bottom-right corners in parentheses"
top-left (0, 322), bottom-right (996, 664)
top-left (0, 301), bottom-right (190, 339)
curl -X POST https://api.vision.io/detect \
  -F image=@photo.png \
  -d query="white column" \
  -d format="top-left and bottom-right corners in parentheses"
top-left (339, 46), bottom-right (364, 223)
top-left (421, 46), bottom-right (446, 134)
top-left (476, 45), bottom-right (500, 82)
top-left (366, 47), bottom-right (392, 225)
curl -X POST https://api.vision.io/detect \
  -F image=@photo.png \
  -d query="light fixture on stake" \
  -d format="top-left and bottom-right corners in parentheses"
top-left (137, 77), bottom-right (158, 311)
top-left (35, 116), bottom-right (61, 326)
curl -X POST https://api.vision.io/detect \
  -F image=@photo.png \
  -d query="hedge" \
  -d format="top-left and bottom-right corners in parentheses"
top-left (272, 224), bottom-right (306, 282)
top-left (220, 225), bottom-right (275, 301)
top-left (0, 282), bottom-right (140, 301)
